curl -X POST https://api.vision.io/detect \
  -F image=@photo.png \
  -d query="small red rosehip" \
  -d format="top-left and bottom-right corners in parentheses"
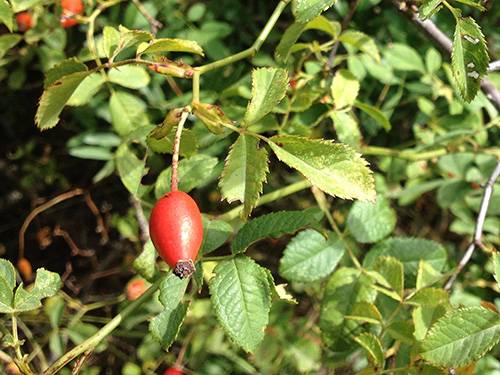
top-left (125, 278), bottom-right (149, 301)
top-left (16, 12), bottom-right (33, 32)
top-left (163, 367), bottom-right (183, 375)
top-left (60, 0), bottom-right (84, 28)
top-left (149, 191), bottom-right (203, 279)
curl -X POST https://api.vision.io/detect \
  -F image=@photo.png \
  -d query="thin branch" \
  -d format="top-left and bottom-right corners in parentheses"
top-left (327, 0), bottom-right (361, 69)
top-left (170, 110), bottom-right (190, 192)
top-left (131, 0), bottom-right (162, 35)
top-left (396, 4), bottom-right (500, 110)
top-left (444, 161), bottom-right (500, 291)
top-left (19, 188), bottom-right (85, 259)
top-left (130, 196), bottom-right (150, 244)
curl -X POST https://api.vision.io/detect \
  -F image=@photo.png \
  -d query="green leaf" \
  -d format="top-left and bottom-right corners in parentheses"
top-left (330, 111), bottom-right (361, 147)
top-left (279, 230), bottom-right (345, 283)
top-left (150, 274), bottom-right (189, 349)
top-left (0, 259), bottom-right (16, 290)
top-left (420, 307), bottom-right (500, 367)
top-left (0, 0), bottom-right (13, 32)
top-left (115, 143), bottom-right (147, 197)
top-left (413, 303), bottom-right (449, 341)
top-left (137, 38), bottom-right (204, 56)
top-left (154, 154), bottom-right (217, 198)
top-left (407, 288), bottom-right (449, 307)
top-left (67, 73), bottom-right (105, 106)
top-left (14, 268), bottom-right (61, 312)
top-left (305, 15), bottom-right (341, 38)
top-left (451, 17), bottom-right (489, 102)
top-left (68, 146), bottom-right (113, 161)
top-left (373, 256), bottom-right (404, 300)
top-left (354, 101), bottom-right (391, 131)
top-left (416, 260), bottom-right (443, 290)
top-left (133, 240), bottom-right (157, 281)
top-left (386, 320), bottom-right (415, 344)
top-left (331, 69), bottom-right (360, 110)
top-left (347, 196), bottom-right (396, 243)
top-left (0, 277), bottom-right (13, 313)
top-left (201, 216), bottom-right (233, 254)
top-left (384, 43), bottom-right (425, 73)
top-left (345, 302), bottom-right (383, 325)
top-left (292, 0), bottom-right (337, 23)
top-left (493, 253), bottom-right (500, 286)
top-left (209, 255), bottom-right (272, 352)
top-left (0, 34), bottom-right (21, 59)
top-left (109, 91), bottom-right (148, 136)
top-left (454, 0), bottom-right (486, 10)
top-left (419, 0), bottom-right (443, 19)
top-left (35, 70), bottom-right (90, 130)
top-left (275, 22), bottom-right (307, 63)
top-left (147, 126), bottom-right (198, 157)
top-left (364, 237), bottom-right (447, 286)
top-left (112, 26), bottom-right (153, 60)
top-left (354, 333), bottom-right (385, 367)
top-left (232, 207), bottom-right (324, 254)
top-left (319, 268), bottom-right (377, 349)
top-left (108, 66), bottom-right (150, 89)
top-left (339, 30), bottom-right (380, 62)
top-left (426, 48), bottom-right (442, 73)
top-left (44, 58), bottom-right (87, 88)
top-left (437, 152), bottom-right (474, 178)
top-left (10, 0), bottom-right (42, 12)
top-left (268, 135), bottom-right (375, 201)
top-left (103, 26), bottom-right (120, 58)
top-left (245, 68), bottom-right (288, 125)
top-left (219, 134), bottom-right (269, 218)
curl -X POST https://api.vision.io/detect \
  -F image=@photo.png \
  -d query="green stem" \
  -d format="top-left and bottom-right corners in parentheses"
top-left (43, 280), bottom-right (160, 375)
top-left (218, 180), bottom-right (312, 221)
top-left (192, 71), bottom-right (200, 103)
top-left (196, 0), bottom-right (290, 75)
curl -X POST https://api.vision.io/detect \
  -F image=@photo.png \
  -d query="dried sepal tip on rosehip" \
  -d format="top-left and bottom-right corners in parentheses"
top-left (149, 191), bottom-right (203, 279)
top-left (60, 0), bottom-right (84, 28)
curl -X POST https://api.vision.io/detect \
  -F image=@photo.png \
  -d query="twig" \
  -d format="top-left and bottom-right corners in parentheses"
top-left (444, 160), bottom-right (500, 291)
top-left (84, 193), bottom-right (108, 244)
top-left (130, 196), bottom-right (150, 244)
top-left (171, 110), bottom-right (190, 192)
top-left (487, 60), bottom-right (500, 72)
top-left (131, 0), bottom-right (162, 35)
top-left (71, 350), bottom-right (92, 375)
top-left (396, 4), bottom-right (500, 110)
top-left (327, 0), bottom-right (361, 69)
top-left (19, 188), bottom-right (85, 259)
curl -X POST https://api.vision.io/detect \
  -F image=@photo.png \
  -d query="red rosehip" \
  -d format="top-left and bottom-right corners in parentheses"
top-left (125, 278), bottom-right (149, 301)
top-left (60, 0), bottom-right (84, 28)
top-left (149, 191), bottom-right (203, 279)
top-left (16, 12), bottom-right (33, 32)
top-left (163, 368), bottom-right (183, 375)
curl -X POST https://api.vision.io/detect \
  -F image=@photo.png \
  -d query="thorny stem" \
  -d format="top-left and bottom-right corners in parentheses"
top-left (170, 110), bottom-right (190, 192)
top-left (444, 161), bottom-right (500, 291)
top-left (43, 280), bottom-right (160, 375)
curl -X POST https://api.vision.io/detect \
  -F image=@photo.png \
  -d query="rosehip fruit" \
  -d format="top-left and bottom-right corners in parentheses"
top-left (149, 191), bottom-right (203, 278)
top-left (60, 0), bottom-right (84, 28)
top-left (125, 278), bottom-right (149, 301)
top-left (163, 368), bottom-right (183, 375)
top-left (16, 12), bottom-right (33, 32)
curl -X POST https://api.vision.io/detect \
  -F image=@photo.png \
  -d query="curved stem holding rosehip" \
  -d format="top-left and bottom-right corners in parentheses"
top-left (170, 109), bottom-right (190, 192)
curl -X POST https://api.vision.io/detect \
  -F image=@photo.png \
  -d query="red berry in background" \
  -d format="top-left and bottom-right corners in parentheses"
top-left (16, 12), bottom-right (33, 32)
top-left (149, 191), bottom-right (203, 279)
top-left (60, 0), bottom-right (84, 28)
top-left (163, 367), bottom-right (183, 375)
top-left (125, 278), bottom-right (149, 301)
